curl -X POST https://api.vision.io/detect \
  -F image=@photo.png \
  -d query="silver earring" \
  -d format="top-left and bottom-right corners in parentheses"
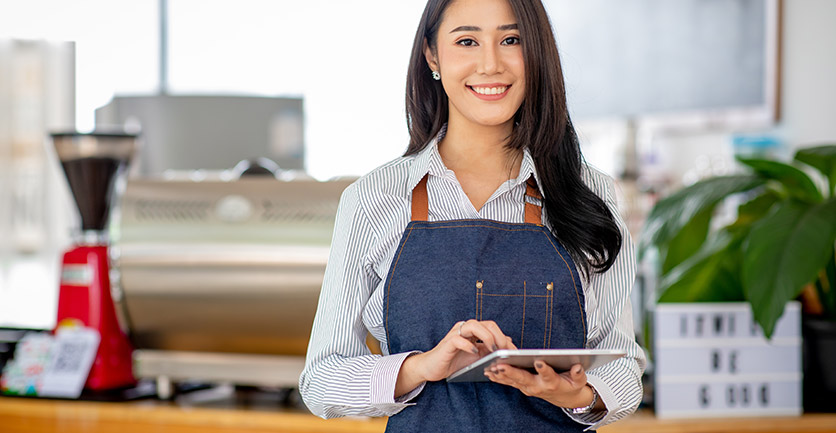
top-left (431, 70), bottom-right (441, 81)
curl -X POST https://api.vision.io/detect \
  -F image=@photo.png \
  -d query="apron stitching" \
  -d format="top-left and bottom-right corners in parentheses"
top-left (413, 218), bottom-right (536, 225)
top-left (479, 281), bottom-right (484, 320)
top-left (385, 225), bottom-right (415, 350)
top-left (475, 281), bottom-right (480, 321)
top-left (548, 283), bottom-right (555, 348)
top-left (521, 280), bottom-right (526, 348)
top-left (412, 224), bottom-right (541, 232)
top-left (480, 293), bottom-right (548, 298)
top-left (543, 287), bottom-right (549, 348)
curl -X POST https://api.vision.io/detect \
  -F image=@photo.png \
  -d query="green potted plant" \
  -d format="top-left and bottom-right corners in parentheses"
top-left (640, 144), bottom-right (836, 412)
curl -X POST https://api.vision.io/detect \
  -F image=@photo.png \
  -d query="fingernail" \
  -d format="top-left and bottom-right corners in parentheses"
top-left (492, 344), bottom-right (498, 352)
top-left (472, 347), bottom-right (479, 354)
top-left (535, 362), bottom-right (544, 369)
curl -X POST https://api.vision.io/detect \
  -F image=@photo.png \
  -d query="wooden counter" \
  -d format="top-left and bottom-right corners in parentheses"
top-left (2, 396), bottom-right (835, 433)
top-left (0, 397), bottom-right (385, 433)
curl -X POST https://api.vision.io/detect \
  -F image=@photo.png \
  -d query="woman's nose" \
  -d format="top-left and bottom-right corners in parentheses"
top-left (477, 45), bottom-right (500, 75)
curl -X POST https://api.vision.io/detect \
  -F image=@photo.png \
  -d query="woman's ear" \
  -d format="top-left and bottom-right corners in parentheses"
top-left (423, 39), bottom-right (439, 74)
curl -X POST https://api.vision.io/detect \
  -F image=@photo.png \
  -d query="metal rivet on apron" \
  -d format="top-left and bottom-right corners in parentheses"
top-left (476, 281), bottom-right (483, 289)
top-left (546, 282), bottom-right (554, 291)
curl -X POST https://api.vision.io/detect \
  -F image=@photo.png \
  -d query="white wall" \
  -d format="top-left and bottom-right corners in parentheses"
top-left (779, 0), bottom-right (836, 149)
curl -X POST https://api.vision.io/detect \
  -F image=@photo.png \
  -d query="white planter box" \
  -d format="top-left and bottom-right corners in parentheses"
top-left (654, 302), bottom-right (802, 419)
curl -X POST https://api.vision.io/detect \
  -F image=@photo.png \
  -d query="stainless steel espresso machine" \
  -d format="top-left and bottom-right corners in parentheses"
top-left (95, 94), bottom-right (353, 398)
top-left (111, 171), bottom-right (354, 398)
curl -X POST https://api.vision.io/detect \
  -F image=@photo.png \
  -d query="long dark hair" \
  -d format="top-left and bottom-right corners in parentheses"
top-left (404, 0), bottom-right (622, 275)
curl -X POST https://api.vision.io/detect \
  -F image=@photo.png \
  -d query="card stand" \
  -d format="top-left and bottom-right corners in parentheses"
top-left (653, 302), bottom-right (802, 419)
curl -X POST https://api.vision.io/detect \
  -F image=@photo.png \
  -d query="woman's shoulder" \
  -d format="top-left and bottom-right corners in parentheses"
top-left (347, 153), bottom-right (420, 207)
top-left (580, 162), bottom-right (616, 201)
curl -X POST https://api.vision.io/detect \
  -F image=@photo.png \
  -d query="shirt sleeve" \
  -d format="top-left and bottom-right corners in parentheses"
top-left (563, 172), bottom-right (647, 430)
top-left (298, 182), bottom-right (425, 419)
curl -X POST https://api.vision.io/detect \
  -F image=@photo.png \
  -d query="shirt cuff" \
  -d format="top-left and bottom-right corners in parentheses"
top-left (369, 351), bottom-right (426, 411)
top-left (562, 374), bottom-right (620, 431)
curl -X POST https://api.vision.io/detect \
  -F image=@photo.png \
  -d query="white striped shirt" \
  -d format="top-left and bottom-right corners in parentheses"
top-left (299, 132), bottom-right (646, 430)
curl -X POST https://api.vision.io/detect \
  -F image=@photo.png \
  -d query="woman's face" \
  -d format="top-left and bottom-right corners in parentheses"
top-left (426, 0), bottom-right (525, 130)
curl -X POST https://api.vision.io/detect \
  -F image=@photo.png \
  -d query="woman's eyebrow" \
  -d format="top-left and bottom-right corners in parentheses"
top-left (450, 23), bottom-right (519, 33)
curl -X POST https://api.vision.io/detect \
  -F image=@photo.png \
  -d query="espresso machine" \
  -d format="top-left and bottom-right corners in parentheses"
top-left (51, 132), bottom-right (137, 391)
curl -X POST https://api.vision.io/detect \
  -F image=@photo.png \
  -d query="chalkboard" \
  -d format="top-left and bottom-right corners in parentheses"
top-left (543, 0), bottom-right (775, 119)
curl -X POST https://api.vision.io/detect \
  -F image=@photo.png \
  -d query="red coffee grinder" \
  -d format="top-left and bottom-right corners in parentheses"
top-left (51, 132), bottom-right (137, 391)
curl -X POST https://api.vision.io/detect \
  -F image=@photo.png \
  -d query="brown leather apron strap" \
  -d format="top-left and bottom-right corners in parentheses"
top-left (525, 177), bottom-right (543, 225)
top-left (411, 174), bottom-right (543, 224)
top-left (411, 174), bottom-right (429, 222)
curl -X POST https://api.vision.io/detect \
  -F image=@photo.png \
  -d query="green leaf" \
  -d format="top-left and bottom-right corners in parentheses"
top-left (743, 197), bottom-right (836, 338)
top-left (639, 175), bottom-right (764, 260)
top-left (658, 232), bottom-right (745, 303)
top-left (737, 157), bottom-right (823, 203)
top-left (795, 144), bottom-right (836, 196)
top-left (661, 206), bottom-right (712, 273)
top-left (727, 189), bottom-right (780, 234)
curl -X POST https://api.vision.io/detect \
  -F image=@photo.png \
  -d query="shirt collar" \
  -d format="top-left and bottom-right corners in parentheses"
top-left (516, 147), bottom-right (538, 191)
top-left (406, 125), bottom-right (448, 192)
top-left (407, 124), bottom-right (544, 197)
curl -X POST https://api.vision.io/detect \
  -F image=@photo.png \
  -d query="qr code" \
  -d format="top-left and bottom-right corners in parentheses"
top-left (52, 342), bottom-right (86, 373)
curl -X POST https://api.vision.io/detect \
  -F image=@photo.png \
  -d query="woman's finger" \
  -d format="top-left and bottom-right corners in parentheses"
top-left (448, 334), bottom-right (480, 355)
top-left (480, 320), bottom-right (514, 350)
top-left (566, 363), bottom-right (587, 386)
top-left (495, 363), bottom-right (533, 385)
top-left (506, 336), bottom-right (518, 350)
top-left (461, 320), bottom-right (499, 351)
top-left (484, 369), bottom-right (513, 386)
top-left (448, 321), bottom-right (466, 337)
top-left (533, 360), bottom-right (559, 382)
top-left (487, 364), bottom-right (538, 395)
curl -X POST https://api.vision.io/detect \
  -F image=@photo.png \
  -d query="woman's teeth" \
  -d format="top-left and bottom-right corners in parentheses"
top-left (471, 86), bottom-right (508, 95)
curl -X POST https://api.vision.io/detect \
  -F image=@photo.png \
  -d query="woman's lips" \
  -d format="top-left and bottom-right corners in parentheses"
top-left (468, 84), bottom-right (510, 101)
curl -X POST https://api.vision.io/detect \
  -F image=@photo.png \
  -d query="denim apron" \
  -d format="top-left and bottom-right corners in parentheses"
top-left (383, 175), bottom-right (589, 432)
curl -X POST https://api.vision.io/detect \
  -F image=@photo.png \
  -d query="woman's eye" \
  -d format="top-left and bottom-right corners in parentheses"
top-left (501, 36), bottom-right (520, 46)
top-left (456, 38), bottom-right (477, 47)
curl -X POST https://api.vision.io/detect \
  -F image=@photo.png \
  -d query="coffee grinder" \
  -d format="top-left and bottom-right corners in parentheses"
top-left (51, 132), bottom-right (137, 391)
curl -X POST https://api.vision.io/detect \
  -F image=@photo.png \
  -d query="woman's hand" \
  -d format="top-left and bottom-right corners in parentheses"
top-left (484, 361), bottom-right (599, 410)
top-left (395, 319), bottom-right (517, 397)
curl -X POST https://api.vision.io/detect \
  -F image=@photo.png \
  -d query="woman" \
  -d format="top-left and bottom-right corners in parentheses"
top-left (299, 0), bottom-right (645, 431)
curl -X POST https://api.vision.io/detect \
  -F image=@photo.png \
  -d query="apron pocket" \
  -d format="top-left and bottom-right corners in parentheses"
top-left (476, 279), bottom-right (555, 349)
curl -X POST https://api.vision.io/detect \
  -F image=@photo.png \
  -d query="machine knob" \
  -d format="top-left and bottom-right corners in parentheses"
top-left (215, 195), bottom-right (253, 223)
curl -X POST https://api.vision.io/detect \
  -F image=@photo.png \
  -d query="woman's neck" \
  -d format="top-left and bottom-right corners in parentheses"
top-left (438, 119), bottom-right (520, 177)
top-left (437, 117), bottom-right (523, 211)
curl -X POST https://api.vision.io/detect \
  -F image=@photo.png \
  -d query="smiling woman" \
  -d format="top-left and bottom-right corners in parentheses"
top-left (298, 0), bottom-right (645, 431)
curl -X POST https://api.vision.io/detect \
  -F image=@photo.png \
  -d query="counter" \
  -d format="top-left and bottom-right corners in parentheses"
top-left (2, 394), bottom-right (836, 433)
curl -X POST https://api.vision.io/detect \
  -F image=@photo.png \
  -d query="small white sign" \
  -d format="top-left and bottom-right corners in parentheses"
top-left (654, 302), bottom-right (802, 419)
top-left (61, 264), bottom-right (93, 287)
top-left (38, 327), bottom-right (100, 398)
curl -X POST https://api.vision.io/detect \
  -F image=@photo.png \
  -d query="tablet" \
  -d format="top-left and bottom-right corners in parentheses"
top-left (446, 349), bottom-right (626, 382)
